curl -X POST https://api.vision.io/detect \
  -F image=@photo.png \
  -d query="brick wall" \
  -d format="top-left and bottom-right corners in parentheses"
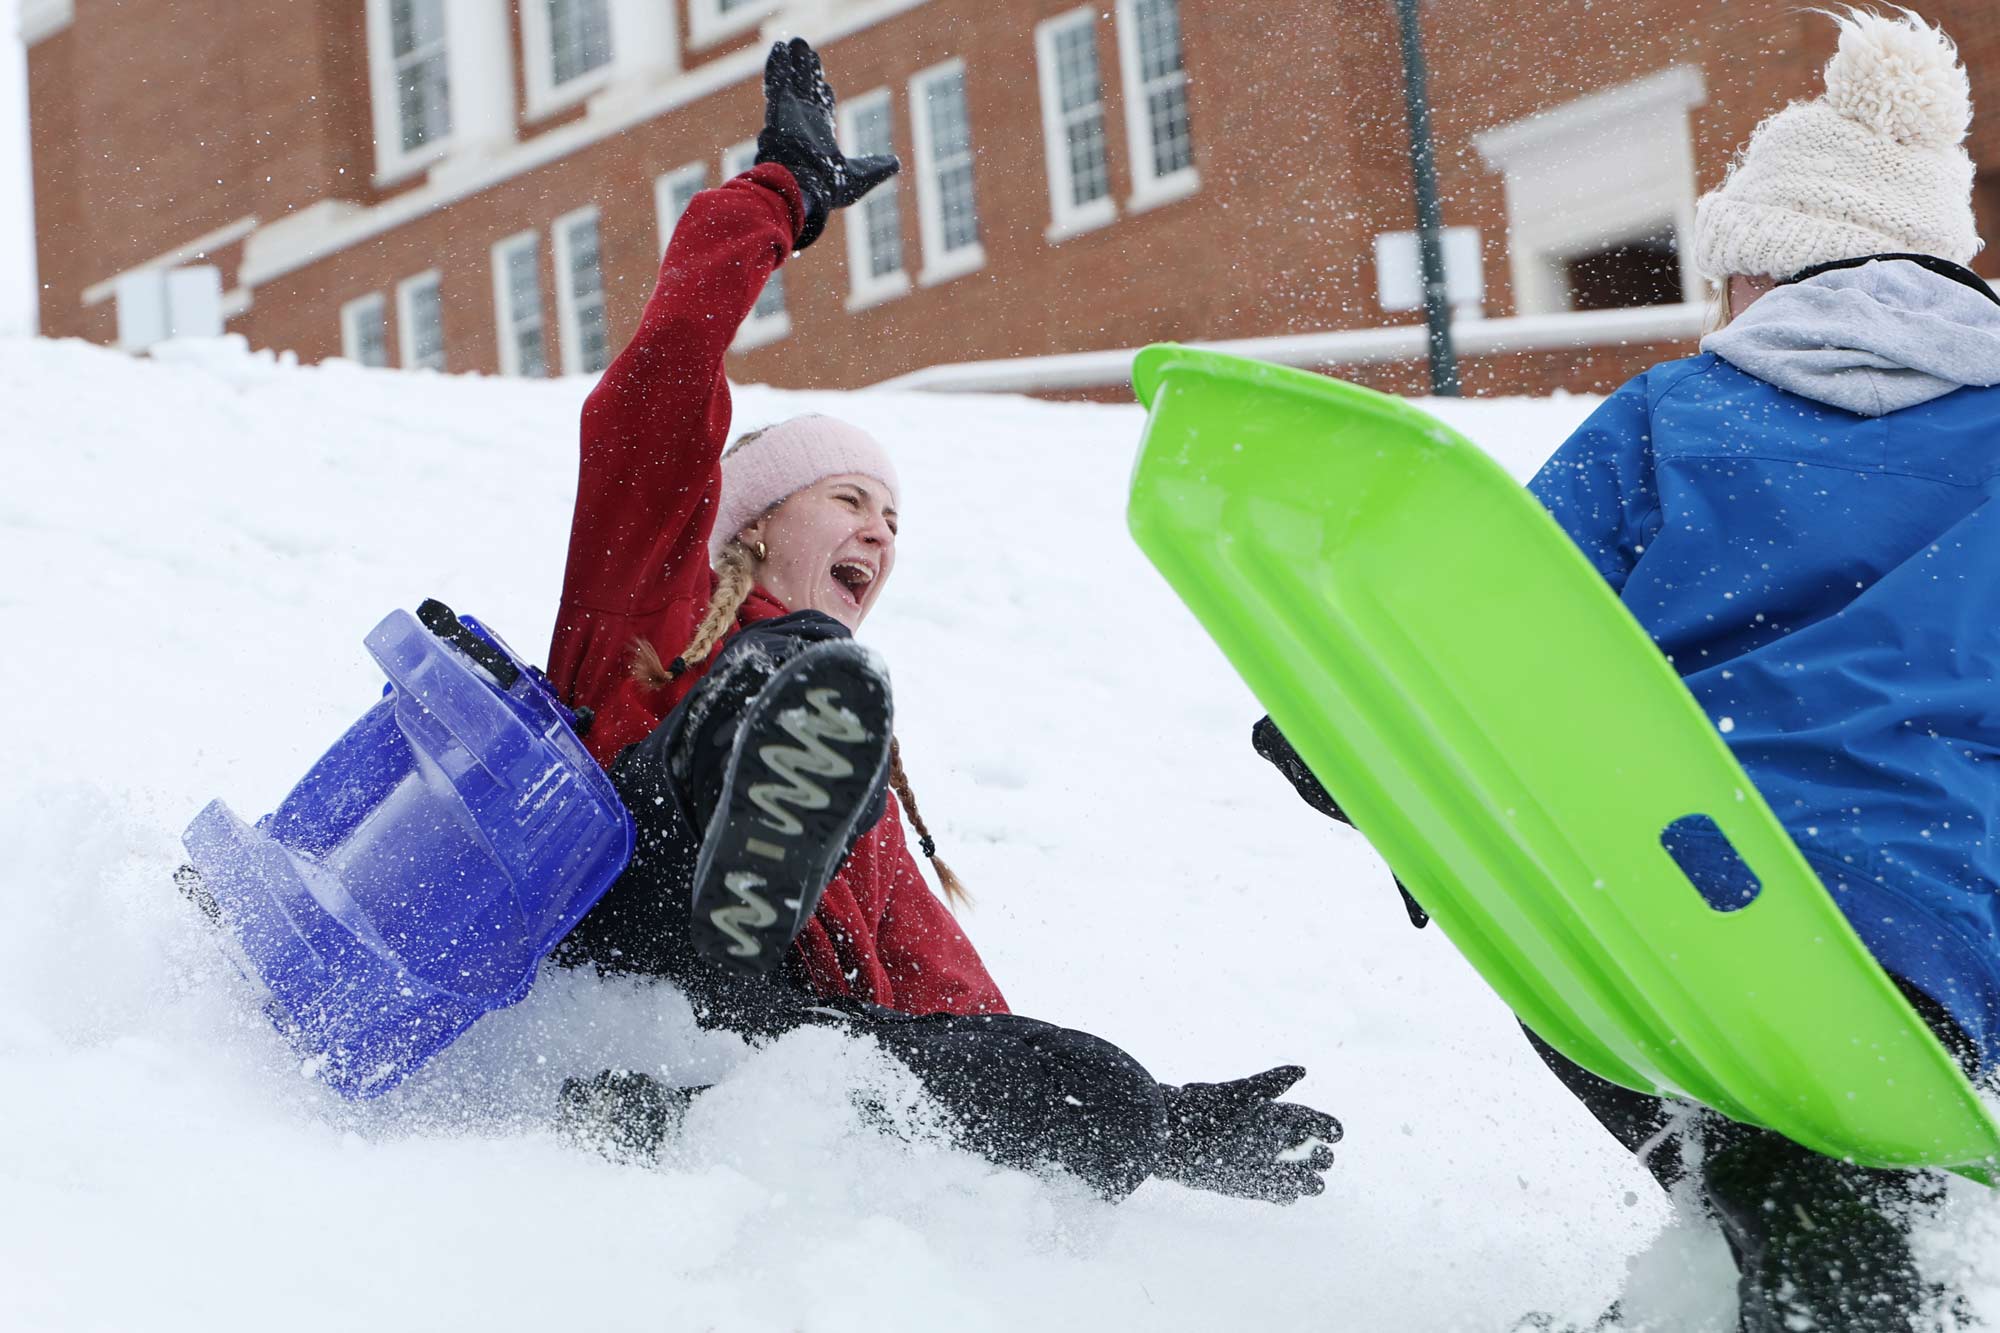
top-left (28, 0), bottom-right (1999, 392)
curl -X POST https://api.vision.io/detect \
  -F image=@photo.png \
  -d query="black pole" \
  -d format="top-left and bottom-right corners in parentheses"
top-left (1393, 0), bottom-right (1460, 396)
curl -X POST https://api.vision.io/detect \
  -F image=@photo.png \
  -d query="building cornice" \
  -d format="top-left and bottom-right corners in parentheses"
top-left (237, 0), bottom-right (932, 291)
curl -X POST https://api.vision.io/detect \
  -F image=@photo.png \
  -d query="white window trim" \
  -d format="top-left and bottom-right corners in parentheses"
top-left (364, 0), bottom-right (454, 186)
top-left (395, 270), bottom-right (446, 370)
top-left (1473, 66), bottom-right (1709, 316)
top-left (654, 162), bottom-right (707, 255)
top-left (687, 0), bottom-right (781, 52)
top-left (908, 58), bottom-right (986, 288)
top-left (837, 88), bottom-right (912, 311)
top-left (723, 142), bottom-right (792, 350)
top-left (520, 0), bottom-right (618, 122)
top-left (340, 292), bottom-right (389, 366)
top-left (552, 205), bottom-right (608, 376)
top-left (1035, 9), bottom-right (1116, 243)
top-left (1113, 0), bottom-right (1200, 214)
top-left (490, 229), bottom-right (546, 376)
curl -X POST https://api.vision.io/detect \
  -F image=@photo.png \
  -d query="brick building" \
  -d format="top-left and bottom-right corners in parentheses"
top-left (20, 0), bottom-right (2000, 396)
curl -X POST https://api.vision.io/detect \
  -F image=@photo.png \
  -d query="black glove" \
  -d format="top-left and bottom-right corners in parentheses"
top-left (556, 1068), bottom-right (700, 1163)
top-left (1159, 1066), bottom-right (1342, 1204)
top-left (1251, 716), bottom-right (1430, 929)
top-left (754, 37), bottom-right (898, 252)
top-left (1252, 714), bottom-right (1348, 822)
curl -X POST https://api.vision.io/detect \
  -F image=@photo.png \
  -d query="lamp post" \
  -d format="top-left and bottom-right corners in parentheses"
top-left (1393, 0), bottom-right (1460, 396)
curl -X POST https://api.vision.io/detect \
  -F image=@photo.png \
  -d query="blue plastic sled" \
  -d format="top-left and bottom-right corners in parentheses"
top-left (180, 601), bottom-right (634, 1098)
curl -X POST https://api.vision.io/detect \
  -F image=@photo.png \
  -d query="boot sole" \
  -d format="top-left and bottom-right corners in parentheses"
top-left (689, 642), bottom-right (892, 974)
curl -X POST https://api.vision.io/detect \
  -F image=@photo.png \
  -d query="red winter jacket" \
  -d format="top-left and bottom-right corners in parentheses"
top-left (547, 163), bottom-right (1008, 1020)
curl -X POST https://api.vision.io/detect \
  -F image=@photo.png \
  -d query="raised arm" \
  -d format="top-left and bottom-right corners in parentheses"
top-left (556, 163), bottom-right (803, 620)
top-left (547, 37), bottom-right (897, 714)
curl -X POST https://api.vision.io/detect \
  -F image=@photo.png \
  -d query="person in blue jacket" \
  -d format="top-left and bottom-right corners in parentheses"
top-left (1260, 9), bottom-right (2000, 1331)
top-left (1515, 11), bottom-right (1999, 1330)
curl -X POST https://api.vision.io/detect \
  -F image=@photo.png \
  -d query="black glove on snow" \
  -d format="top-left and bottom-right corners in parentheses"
top-left (556, 1068), bottom-right (700, 1163)
top-left (1251, 716), bottom-right (1430, 929)
top-left (754, 37), bottom-right (898, 252)
top-left (1159, 1066), bottom-right (1342, 1204)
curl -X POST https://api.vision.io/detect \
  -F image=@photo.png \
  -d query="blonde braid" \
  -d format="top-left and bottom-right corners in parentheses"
top-left (631, 539), bottom-right (760, 689)
top-left (889, 736), bottom-right (970, 908)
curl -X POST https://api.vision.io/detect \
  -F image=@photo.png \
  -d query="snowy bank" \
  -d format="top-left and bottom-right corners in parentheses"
top-left (3, 335), bottom-right (1992, 1331)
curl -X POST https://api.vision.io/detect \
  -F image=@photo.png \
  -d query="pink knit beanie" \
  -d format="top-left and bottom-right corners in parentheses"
top-left (708, 414), bottom-right (901, 563)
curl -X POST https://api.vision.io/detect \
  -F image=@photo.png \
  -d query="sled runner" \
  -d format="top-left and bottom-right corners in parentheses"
top-left (1127, 343), bottom-right (2000, 1179)
top-left (180, 600), bottom-right (633, 1097)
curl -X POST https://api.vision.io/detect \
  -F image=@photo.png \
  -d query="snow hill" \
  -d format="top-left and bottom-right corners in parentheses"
top-left (2, 335), bottom-right (1994, 1331)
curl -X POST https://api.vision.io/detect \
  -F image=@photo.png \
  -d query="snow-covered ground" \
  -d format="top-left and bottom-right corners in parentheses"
top-left (3, 336), bottom-right (1995, 1331)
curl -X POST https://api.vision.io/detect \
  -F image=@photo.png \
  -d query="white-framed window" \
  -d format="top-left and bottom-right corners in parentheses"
top-left (553, 207), bottom-right (612, 376)
top-left (365, 0), bottom-right (453, 183)
top-left (687, 0), bottom-right (781, 51)
top-left (1035, 10), bottom-right (1115, 240)
top-left (654, 162), bottom-right (707, 254)
top-left (838, 89), bottom-right (909, 309)
top-left (909, 60), bottom-right (984, 286)
top-left (1472, 67), bottom-right (1708, 316)
top-left (1115, 0), bottom-right (1198, 210)
top-left (340, 293), bottom-right (390, 367)
top-left (521, 0), bottom-right (616, 119)
top-left (723, 140), bottom-right (790, 350)
top-left (491, 231), bottom-right (549, 377)
top-left (396, 270), bottom-right (447, 370)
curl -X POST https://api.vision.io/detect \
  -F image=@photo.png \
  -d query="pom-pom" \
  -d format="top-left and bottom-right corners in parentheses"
top-left (1822, 6), bottom-right (1972, 146)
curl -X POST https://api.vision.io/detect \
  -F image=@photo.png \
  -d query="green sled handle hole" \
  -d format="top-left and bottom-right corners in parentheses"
top-left (1661, 814), bottom-right (1765, 913)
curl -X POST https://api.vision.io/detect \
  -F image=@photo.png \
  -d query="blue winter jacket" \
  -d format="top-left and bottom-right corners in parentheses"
top-left (1527, 258), bottom-right (2000, 1065)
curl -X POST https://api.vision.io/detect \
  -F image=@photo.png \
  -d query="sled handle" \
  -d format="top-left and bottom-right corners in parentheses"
top-left (418, 598), bottom-right (521, 690)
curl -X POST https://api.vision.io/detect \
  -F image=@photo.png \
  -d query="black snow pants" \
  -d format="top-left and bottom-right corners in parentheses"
top-left (555, 613), bottom-right (1172, 1199)
top-left (1526, 982), bottom-right (1977, 1333)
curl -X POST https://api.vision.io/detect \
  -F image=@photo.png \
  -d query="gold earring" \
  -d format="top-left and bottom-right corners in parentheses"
top-left (753, 540), bottom-right (769, 562)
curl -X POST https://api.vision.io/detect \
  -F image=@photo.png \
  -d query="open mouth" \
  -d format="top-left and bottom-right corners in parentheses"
top-left (830, 559), bottom-right (875, 608)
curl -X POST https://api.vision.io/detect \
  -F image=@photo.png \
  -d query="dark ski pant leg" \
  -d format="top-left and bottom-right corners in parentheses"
top-left (864, 1011), bottom-right (1170, 1201)
top-left (1524, 987), bottom-right (1976, 1333)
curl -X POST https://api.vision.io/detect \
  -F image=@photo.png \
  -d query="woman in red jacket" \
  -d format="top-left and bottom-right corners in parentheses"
top-left (551, 39), bottom-right (1338, 1204)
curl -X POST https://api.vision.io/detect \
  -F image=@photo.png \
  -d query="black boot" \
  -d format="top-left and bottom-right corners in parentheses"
top-left (678, 637), bottom-right (892, 974)
top-left (1701, 1119), bottom-right (1936, 1333)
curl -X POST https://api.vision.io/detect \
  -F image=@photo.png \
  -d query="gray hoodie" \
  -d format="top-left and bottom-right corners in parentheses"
top-left (1700, 258), bottom-right (2000, 417)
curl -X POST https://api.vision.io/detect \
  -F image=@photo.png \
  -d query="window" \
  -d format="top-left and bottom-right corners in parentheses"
top-left (838, 89), bottom-right (909, 308)
top-left (1564, 228), bottom-right (1684, 311)
top-left (654, 162), bottom-right (707, 254)
top-left (909, 60), bottom-right (983, 285)
top-left (522, 0), bottom-right (615, 117)
top-left (554, 207), bottom-right (611, 376)
top-left (1036, 10), bottom-right (1114, 239)
top-left (365, 0), bottom-right (453, 181)
top-left (341, 293), bottom-right (390, 367)
top-left (688, 0), bottom-right (781, 51)
top-left (1115, 0), bottom-right (1197, 209)
top-left (396, 271), bottom-right (447, 370)
top-left (491, 231), bottom-right (548, 377)
top-left (1472, 67), bottom-right (1707, 316)
top-left (723, 140), bottom-right (789, 349)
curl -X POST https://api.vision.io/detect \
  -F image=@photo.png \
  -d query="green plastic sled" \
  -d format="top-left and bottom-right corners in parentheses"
top-left (1127, 343), bottom-right (2000, 1180)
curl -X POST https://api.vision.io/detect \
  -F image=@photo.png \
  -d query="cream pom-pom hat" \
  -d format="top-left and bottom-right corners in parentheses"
top-left (1693, 7), bottom-right (1981, 282)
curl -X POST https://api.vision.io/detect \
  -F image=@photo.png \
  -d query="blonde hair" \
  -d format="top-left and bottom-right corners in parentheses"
top-left (630, 433), bottom-right (970, 909)
top-left (1703, 278), bottom-right (1733, 335)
